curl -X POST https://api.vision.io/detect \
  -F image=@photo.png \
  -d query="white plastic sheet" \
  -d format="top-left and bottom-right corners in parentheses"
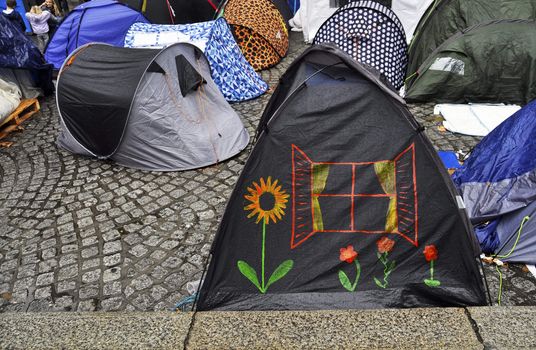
top-left (528, 265), bottom-right (536, 279)
top-left (130, 31), bottom-right (207, 51)
top-left (434, 104), bottom-right (521, 137)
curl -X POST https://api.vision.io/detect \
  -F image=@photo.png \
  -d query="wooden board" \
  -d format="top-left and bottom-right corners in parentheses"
top-left (0, 98), bottom-right (40, 147)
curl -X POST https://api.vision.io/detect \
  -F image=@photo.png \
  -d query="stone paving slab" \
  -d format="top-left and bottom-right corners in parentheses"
top-left (468, 306), bottom-right (536, 350)
top-left (188, 308), bottom-right (482, 349)
top-left (0, 312), bottom-right (192, 350)
top-left (2, 305), bottom-right (536, 349)
top-left (0, 308), bottom-right (485, 350)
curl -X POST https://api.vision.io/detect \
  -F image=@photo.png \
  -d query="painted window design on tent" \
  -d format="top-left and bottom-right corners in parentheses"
top-left (291, 143), bottom-right (418, 248)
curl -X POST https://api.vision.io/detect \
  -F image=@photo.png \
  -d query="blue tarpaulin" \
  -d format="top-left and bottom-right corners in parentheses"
top-left (438, 151), bottom-right (460, 169)
top-left (45, 0), bottom-right (148, 69)
top-left (0, 0), bottom-right (31, 32)
top-left (0, 14), bottom-right (43, 69)
top-left (0, 14), bottom-right (53, 94)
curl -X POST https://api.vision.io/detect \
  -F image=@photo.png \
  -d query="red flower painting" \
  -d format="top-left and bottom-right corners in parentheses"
top-left (423, 245), bottom-right (438, 262)
top-left (339, 245), bottom-right (358, 263)
top-left (423, 244), bottom-right (440, 287)
top-left (376, 237), bottom-right (395, 254)
top-left (338, 245), bottom-right (360, 292)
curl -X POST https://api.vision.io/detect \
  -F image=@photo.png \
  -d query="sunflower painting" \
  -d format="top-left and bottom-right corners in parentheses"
top-left (237, 176), bottom-right (293, 293)
top-left (244, 177), bottom-right (289, 224)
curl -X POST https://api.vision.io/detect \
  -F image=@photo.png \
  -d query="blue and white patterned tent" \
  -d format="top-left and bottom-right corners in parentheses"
top-left (125, 18), bottom-right (268, 102)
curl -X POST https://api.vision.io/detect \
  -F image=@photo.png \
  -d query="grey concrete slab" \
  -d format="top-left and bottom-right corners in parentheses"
top-left (468, 306), bottom-right (536, 350)
top-left (188, 308), bottom-right (483, 349)
top-left (0, 312), bottom-right (192, 350)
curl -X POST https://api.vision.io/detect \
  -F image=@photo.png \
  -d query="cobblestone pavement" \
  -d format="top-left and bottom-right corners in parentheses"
top-left (1, 33), bottom-right (535, 312)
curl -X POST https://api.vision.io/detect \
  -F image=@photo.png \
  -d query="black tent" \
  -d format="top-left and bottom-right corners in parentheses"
top-left (271, 0), bottom-right (292, 30)
top-left (197, 44), bottom-right (486, 311)
top-left (140, 0), bottom-right (218, 24)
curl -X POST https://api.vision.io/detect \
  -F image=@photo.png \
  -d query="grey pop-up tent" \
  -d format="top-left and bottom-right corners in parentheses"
top-left (57, 43), bottom-right (249, 171)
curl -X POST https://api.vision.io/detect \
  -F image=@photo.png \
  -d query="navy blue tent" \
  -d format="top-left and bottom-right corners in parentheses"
top-left (453, 100), bottom-right (536, 264)
top-left (0, 15), bottom-right (53, 94)
top-left (45, 0), bottom-right (149, 69)
top-left (0, 0), bottom-right (31, 32)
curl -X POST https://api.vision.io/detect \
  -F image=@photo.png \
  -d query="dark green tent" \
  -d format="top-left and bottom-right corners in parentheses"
top-left (406, 0), bottom-right (536, 88)
top-left (405, 20), bottom-right (536, 104)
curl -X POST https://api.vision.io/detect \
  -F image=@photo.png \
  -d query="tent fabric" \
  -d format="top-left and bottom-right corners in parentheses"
top-left (124, 19), bottom-right (268, 102)
top-left (272, 0), bottom-right (292, 30)
top-left (437, 151), bottom-right (460, 170)
top-left (135, 0), bottom-right (171, 24)
top-left (0, 0), bottom-right (32, 32)
top-left (453, 100), bottom-right (536, 264)
top-left (219, 0), bottom-right (289, 70)
top-left (0, 15), bottom-right (53, 95)
top-left (45, 0), bottom-right (149, 69)
top-left (405, 20), bottom-right (536, 104)
top-left (313, 0), bottom-right (407, 89)
top-left (406, 0), bottom-right (536, 87)
top-left (475, 203), bottom-right (536, 264)
top-left (57, 42), bottom-right (249, 171)
top-left (0, 68), bottom-right (42, 99)
top-left (391, 0), bottom-right (433, 43)
top-left (138, 0), bottom-right (218, 25)
top-left (175, 55), bottom-right (206, 96)
top-left (452, 100), bottom-right (536, 224)
top-left (197, 44), bottom-right (486, 311)
top-left (0, 14), bottom-right (45, 70)
top-left (290, 0), bottom-right (391, 43)
top-left (59, 45), bottom-right (159, 158)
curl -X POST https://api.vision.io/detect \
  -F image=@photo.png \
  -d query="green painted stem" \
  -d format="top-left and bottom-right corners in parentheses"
top-left (379, 252), bottom-right (387, 264)
top-left (430, 260), bottom-right (434, 280)
top-left (382, 253), bottom-right (391, 287)
top-left (261, 218), bottom-right (266, 292)
top-left (352, 259), bottom-right (361, 291)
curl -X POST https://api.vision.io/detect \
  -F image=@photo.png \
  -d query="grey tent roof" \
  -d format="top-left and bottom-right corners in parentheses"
top-left (57, 42), bottom-right (249, 171)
